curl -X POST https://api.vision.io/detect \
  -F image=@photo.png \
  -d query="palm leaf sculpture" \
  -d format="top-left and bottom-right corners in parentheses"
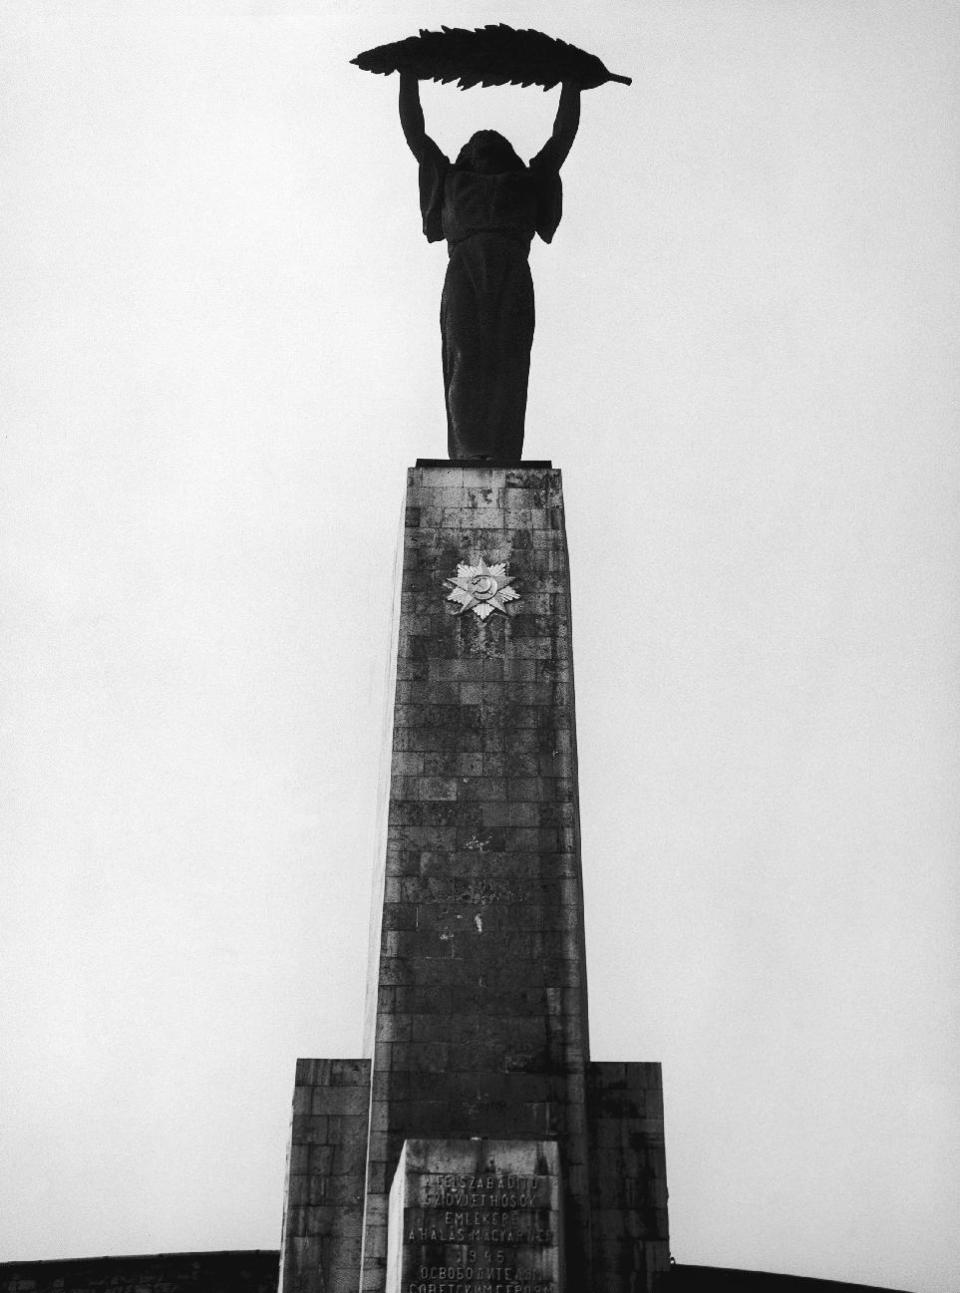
top-left (351, 24), bottom-right (632, 92)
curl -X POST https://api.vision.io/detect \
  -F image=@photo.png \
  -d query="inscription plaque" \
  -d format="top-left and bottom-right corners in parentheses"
top-left (386, 1139), bottom-right (563, 1293)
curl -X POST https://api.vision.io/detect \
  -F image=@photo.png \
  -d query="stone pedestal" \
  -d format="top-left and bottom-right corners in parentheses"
top-left (279, 466), bottom-right (669, 1293)
top-left (360, 465), bottom-right (590, 1292)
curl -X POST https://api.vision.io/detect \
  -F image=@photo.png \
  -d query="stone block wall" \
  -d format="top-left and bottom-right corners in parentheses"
top-left (360, 465), bottom-right (592, 1292)
top-left (278, 1059), bottom-right (370, 1293)
top-left (588, 1062), bottom-right (671, 1293)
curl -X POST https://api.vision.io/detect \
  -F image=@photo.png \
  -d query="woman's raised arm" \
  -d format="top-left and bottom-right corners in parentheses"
top-left (535, 82), bottom-right (581, 171)
top-left (399, 72), bottom-right (437, 163)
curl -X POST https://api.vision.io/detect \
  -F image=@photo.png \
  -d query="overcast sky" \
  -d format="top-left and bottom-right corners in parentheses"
top-left (2, 2), bottom-right (958, 1291)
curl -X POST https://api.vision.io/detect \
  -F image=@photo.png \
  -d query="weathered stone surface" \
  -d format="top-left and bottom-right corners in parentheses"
top-left (280, 466), bottom-right (670, 1293)
top-left (587, 1063), bottom-right (670, 1293)
top-left (279, 1059), bottom-right (370, 1293)
top-left (361, 467), bottom-right (591, 1293)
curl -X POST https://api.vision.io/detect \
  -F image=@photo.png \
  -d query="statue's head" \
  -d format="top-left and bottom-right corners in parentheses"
top-left (455, 130), bottom-right (524, 175)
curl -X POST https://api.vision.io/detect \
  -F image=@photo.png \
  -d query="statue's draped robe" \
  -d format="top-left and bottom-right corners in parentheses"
top-left (419, 141), bottom-right (563, 460)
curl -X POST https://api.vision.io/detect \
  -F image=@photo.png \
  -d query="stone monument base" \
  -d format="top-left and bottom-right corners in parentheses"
top-left (278, 468), bottom-right (671, 1293)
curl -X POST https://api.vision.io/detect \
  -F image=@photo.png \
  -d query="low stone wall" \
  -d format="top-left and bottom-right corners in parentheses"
top-left (0, 1250), bottom-right (910, 1293)
top-left (667, 1265), bottom-right (908, 1293)
top-left (0, 1249), bottom-right (279, 1293)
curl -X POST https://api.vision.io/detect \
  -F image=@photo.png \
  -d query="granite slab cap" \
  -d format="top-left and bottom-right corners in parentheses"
top-left (416, 459), bottom-right (553, 469)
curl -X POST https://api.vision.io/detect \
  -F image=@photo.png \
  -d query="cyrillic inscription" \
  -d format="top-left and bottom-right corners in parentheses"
top-left (406, 1250), bottom-right (553, 1293)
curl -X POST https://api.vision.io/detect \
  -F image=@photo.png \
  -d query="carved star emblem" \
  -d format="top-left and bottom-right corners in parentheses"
top-left (444, 557), bottom-right (520, 620)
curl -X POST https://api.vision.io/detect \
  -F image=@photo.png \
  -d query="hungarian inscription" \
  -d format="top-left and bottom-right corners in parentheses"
top-left (408, 1172), bottom-right (554, 1246)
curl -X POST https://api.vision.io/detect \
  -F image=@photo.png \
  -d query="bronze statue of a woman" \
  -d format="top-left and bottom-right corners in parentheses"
top-left (399, 73), bottom-right (581, 461)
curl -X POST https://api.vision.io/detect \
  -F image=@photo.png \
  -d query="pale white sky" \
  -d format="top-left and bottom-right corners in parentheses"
top-left (2, 2), bottom-right (958, 1291)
